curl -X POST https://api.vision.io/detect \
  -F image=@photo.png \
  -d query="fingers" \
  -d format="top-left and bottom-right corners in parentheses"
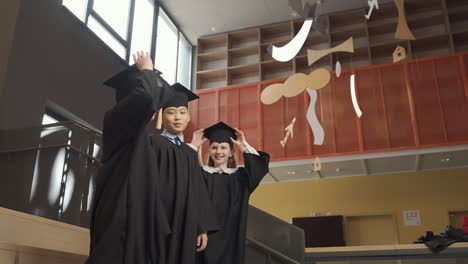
top-left (202, 236), bottom-right (208, 251)
top-left (197, 235), bottom-right (201, 247)
top-left (133, 51), bottom-right (150, 61)
top-left (196, 235), bottom-right (208, 252)
top-left (230, 137), bottom-right (239, 144)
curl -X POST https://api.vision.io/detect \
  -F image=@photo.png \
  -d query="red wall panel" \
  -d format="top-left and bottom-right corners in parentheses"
top-left (380, 64), bottom-right (415, 148)
top-left (284, 94), bottom-right (309, 158)
top-left (357, 68), bottom-right (390, 150)
top-left (434, 56), bottom-right (468, 142)
top-left (408, 60), bottom-right (447, 144)
top-left (262, 83), bottom-right (285, 160)
top-left (189, 52), bottom-right (468, 163)
top-left (313, 82), bottom-right (336, 155)
top-left (331, 72), bottom-right (360, 153)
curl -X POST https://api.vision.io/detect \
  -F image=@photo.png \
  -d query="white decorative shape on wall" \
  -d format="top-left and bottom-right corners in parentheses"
top-left (271, 19), bottom-right (313, 62)
top-left (306, 88), bottom-right (325, 145)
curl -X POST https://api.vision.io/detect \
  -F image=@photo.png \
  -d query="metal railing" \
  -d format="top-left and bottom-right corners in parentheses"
top-left (0, 121), bottom-right (306, 263)
top-left (246, 237), bottom-right (302, 264)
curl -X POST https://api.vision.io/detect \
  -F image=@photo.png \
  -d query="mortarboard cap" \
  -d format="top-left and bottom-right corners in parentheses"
top-left (103, 65), bottom-right (165, 102)
top-left (203, 122), bottom-right (238, 147)
top-left (162, 83), bottom-right (199, 109)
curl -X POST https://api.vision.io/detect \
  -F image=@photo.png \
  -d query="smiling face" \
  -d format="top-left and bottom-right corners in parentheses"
top-left (162, 106), bottom-right (190, 136)
top-left (208, 142), bottom-right (233, 168)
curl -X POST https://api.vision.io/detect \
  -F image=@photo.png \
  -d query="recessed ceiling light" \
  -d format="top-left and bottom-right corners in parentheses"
top-left (287, 171), bottom-right (296, 175)
top-left (336, 168), bottom-right (342, 172)
top-left (211, 27), bottom-right (217, 32)
top-left (441, 157), bottom-right (452, 163)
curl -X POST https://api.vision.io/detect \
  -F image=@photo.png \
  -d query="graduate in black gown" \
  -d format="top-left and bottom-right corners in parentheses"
top-left (190, 122), bottom-right (270, 264)
top-left (87, 52), bottom-right (218, 264)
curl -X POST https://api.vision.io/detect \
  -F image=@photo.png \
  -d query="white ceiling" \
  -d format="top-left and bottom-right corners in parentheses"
top-left (261, 144), bottom-right (468, 183)
top-left (160, 0), bottom-right (393, 44)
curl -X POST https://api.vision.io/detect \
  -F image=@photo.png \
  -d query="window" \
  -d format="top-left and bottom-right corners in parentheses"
top-left (62, 0), bottom-right (88, 22)
top-left (42, 114), bottom-right (59, 125)
top-left (129, 0), bottom-right (155, 64)
top-left (92, 0), bottom-right (131, 38)
top-left (87, 15), bottom-right (127, 59)
top-left (177, 33), bottom-right (192, 89)
top-left (62, 0), bottom-right (193, 89)
top-left (155, 8), bottom-right (178, 84)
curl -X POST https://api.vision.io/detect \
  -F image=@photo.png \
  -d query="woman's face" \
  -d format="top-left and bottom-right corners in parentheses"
top-left (209, 142), bottom-right (233, 167)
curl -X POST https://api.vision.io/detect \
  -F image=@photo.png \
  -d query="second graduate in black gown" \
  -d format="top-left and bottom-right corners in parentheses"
top-left (191, 122), bottom-right (270, 264)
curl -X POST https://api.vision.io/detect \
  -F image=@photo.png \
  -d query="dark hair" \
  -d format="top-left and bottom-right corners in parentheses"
top-left (207, 143), bottom-right (237, 168)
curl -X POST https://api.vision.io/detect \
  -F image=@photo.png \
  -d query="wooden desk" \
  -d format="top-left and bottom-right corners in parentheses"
top-left (305, 243), bottom-right (468, 264)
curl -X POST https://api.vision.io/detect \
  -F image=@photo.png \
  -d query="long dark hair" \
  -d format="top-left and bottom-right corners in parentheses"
top-left (207, 143), bottom-right (237, 168)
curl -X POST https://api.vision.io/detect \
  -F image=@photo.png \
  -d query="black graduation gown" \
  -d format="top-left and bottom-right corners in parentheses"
top-left (197, 152), bottom-right (270, 264)
top-left (87, 70), bottom-right (218, 264)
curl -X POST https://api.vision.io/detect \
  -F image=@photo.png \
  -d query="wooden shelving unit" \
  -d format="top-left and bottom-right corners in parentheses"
top-left (196, 0), bottom-right (468, 90)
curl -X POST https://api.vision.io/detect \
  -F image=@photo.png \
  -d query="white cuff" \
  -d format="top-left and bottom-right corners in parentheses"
top-left (238, 141), bottom-right (259, 156)
top-left (187, 143), bottom-right (198, 152)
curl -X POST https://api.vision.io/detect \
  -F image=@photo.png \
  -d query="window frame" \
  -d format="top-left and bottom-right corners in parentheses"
top-left (62, 0), bottom-right (193, 89)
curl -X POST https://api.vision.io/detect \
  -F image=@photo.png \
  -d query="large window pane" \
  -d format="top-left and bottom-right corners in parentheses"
top-left (88, 15), bottom-right (126, 59)
top-left (93, 0), bottom-right (131, 38)
top-left (177, 33), bottom-right (192, 89)
top-left (129, 0), bottom-right (154, 64)
top-left (63, 0), bottom-right (88, 22)
top-left (155, 8), bottom-right (178, 84)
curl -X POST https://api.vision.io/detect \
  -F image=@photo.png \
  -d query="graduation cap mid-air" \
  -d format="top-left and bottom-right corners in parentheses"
top-left (203, 122), bottom-right (238, 147)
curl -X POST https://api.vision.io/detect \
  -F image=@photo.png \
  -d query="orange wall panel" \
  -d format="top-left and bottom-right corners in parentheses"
top-left (357, 68), bottom-right (390, 150)
top-left (313, 83), bottom-right (336, 155)
top-left (408, 60), bottom-right (447, 145)
top-left (189, 53), bottom-right (468, 163)
top-left (380, 64), bottom-right (415, 148)
top-left (331, 72), bottom-right (360, 153)
top-left (434, 56), bottom-right (468, 142)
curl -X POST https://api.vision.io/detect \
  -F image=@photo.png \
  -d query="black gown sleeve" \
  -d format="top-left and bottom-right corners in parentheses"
top-left (239, 151), bottom-right (270, 193)
top-left (102, 70), bottom-right (173, 159)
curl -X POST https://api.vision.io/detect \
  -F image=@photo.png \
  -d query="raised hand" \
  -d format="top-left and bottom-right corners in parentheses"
top-left (230, 128), bottom-right (246, 147)
top-left (190, 129), bottom-right (206, 148)
top-left (133, 51), bottom-right (153, 71)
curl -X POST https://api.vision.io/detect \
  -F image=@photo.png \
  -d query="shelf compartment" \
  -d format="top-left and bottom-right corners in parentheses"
top-left (370, 40), bottom-right (410, 65)
top-left (197, 34), bottom-right (228, 54)
top-left (330, 9), bottom-right (366, 33)
top-left (449, 11), bottom-right (468, 34)
top-left (261, 60), bottom-right (294, 81)
top-left (228, 64), bottom-right (260, 85)
top-left (260, 22), bottom-right (292, 44)
top-left (229, 28), bottom-right (259, 49)
top-left (197, 51), bottom-right (227, 71)
top-left (411, 34), bottom-right (451, 59)
top-left (332, 47), bottom-right (371, 70)
top-left (228, 46), bottom-right (259, 67)
top-left (453, 31), bottom-right (468, 53)
top-left (197, 69), bottom-right (227, 90)
top-left (407, 13), bottom-right (448, 40)
top-left (295, 54), bottom-right (332, 74)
